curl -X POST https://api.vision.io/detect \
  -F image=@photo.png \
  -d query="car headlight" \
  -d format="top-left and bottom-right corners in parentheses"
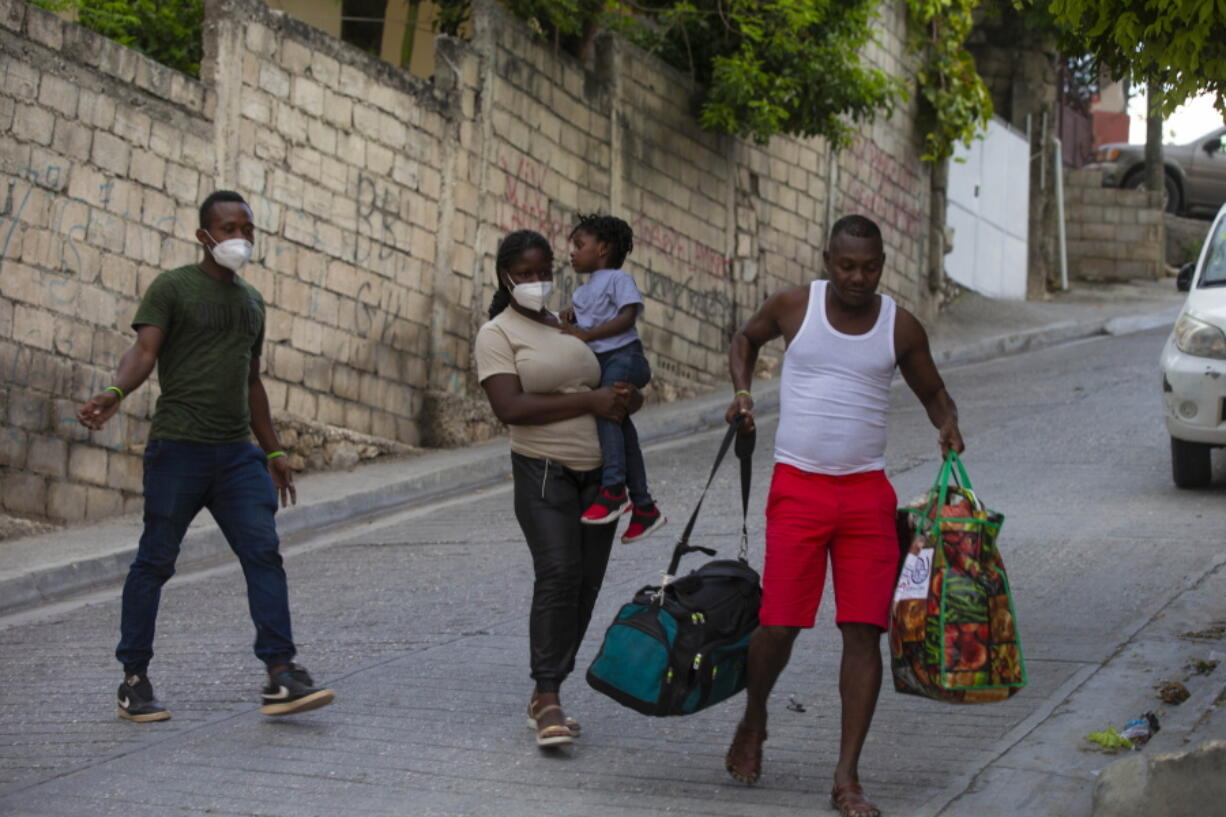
top-left (1095, 147), bottom-right (1121, 162)
top-left (1173, 313), bottom-right (1226, 359)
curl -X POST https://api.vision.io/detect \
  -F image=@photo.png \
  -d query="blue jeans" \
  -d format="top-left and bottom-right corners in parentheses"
top-left (116, 440), bottom-right (295, 674)
top-left (595, 340), bottom-right (654, 508)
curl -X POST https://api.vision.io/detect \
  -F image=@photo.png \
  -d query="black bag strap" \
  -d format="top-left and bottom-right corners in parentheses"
top-left (665, 415), bottom-right (756, 577)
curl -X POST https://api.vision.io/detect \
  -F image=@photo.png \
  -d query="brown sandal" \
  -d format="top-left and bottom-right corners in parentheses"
top-left (527, 700), bottom-right (580, 736)
top-left (830, 782), bottom-right (881, 817)
top-left (724, 723), bottom-right (767, 784)
top-left (529, 704), bottom-right (573, 747)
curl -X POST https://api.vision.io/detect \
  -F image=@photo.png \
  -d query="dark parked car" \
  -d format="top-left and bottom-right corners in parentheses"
top-left (1086, 125), bottom-right (1226, 216)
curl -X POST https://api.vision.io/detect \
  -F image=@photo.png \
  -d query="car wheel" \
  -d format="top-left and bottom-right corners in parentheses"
top-left (1162, 173), bottom-right (1182, 214)
top-left (1171, 437), bottom-right (1212, 488)
top-left (1123, 170), bottom-right (1182, 213)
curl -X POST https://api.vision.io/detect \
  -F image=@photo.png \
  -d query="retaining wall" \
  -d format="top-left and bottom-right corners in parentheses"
top-left (1064, 168), bottom-right (1165, 281)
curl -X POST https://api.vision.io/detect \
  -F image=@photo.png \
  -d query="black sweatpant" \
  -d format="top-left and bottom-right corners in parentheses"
top-left (512, 452), bottom-right (616, 693)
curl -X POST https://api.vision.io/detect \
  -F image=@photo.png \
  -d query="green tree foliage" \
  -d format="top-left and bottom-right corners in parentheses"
top-left (1036, 0), bottom-right (1225, 115)
top-left (505, 0), bottom-right (992, 156)
top-left (905, 0), bottom-right (994, 162)
top-left (434, 0), bottom-right (472, 35)
top-left (609, 0), bottom-right (898, 146)
top-left (503, 0), bottom-right (601, 40)
top-left (31, 0), bottom-right (203, 77)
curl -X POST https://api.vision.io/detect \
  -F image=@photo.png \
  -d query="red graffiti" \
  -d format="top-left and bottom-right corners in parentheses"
top-left (840, 137), bottom-right (925, 240)
top-left (631, 215), bottom-right (730, 280)
top-left (499, 156), bottom-right (571, 252)
top-left (498, 155), bottom-right (731, 280)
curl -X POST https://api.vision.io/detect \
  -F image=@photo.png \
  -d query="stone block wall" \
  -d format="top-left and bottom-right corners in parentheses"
top-left (1064, 168), bottom-right (1165, 281)
top-left (1, 0), bottom-right (936, 524)
top-left (1165, 213), bottom-right (1212, 267)
top-left (214, 4), bottom-right (449, 444)
top-left (1, 0), bottom-right (214, 522)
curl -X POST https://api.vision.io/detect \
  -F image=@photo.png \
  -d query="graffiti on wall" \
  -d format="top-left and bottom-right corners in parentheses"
top-left (498, 155), bottom-right (733, 281)
top-left (497, 154), bottom-right (737, 333)
top-left (3, 165), bottom-right (90, 284)
top-left (355, 173), bottom-right (400, 265)
top-left (2, 164), bottom-right (157, 445)
top-left (631, 216), bottom-right (731, 281)
top-left (551, 264), bottom-right (735, 331)
top-left (498, 155), bottom-right (574, 252)
top-left (841, 137), bottom-right (925, 241)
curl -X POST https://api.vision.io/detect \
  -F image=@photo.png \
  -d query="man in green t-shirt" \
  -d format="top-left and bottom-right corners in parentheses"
top-left (77, 191), bottom-right (335, 722)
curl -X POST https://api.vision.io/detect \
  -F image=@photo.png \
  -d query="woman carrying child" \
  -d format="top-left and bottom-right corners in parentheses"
top-left (560, 214), bottom-right (667, 542)
top-left (475, 229), bottom-right (642, 749)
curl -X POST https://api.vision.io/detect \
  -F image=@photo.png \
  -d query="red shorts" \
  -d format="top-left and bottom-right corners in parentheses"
top-left (759, 464), bottom-right (898, 630)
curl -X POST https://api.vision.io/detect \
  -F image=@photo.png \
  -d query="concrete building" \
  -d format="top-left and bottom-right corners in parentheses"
top-left (268, 0), bottom-right (443, 78)
top-left (1091, 79), bottom-right (1130, 147)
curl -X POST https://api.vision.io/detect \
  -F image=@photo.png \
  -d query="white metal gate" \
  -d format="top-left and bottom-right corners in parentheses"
top-left (945, 118), bottom-right (1031, 299)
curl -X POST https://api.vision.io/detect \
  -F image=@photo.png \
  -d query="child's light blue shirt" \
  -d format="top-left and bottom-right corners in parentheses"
top-left (571, 268), bottom-right (643, 354)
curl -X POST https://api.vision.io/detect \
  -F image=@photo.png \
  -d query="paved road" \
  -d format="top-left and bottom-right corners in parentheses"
top-left (1, 326), bottom-right (1222, 817)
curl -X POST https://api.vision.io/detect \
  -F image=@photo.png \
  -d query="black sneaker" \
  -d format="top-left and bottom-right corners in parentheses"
top-left (117, 674), bottom-right (171, 722)
top-left (260, 664), bottom-right (335, 716)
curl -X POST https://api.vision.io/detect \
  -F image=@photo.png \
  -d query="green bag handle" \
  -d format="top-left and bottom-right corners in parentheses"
top-left (934, 450), bottom-right (973, 512)
top-left (911, 452), bottom-right (979, 539)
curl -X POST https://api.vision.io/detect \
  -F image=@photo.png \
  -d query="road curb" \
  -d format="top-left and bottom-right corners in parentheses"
top-left (0, 388), bottom-right (781, 616)
top-left (0, 307), bottom-right (1175, 616)
top-left (1092, 739), bottom-right (1226, 817)
top-left (933, 307), bottom-right (1176, 369)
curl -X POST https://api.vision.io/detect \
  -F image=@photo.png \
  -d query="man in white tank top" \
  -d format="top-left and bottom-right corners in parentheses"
top-left (722, 215), bottom-right (964, 817)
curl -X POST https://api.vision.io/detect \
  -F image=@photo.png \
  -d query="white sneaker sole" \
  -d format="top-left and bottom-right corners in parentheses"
top-left (117, 707), bottom-right (171, 722)
top-left (622, 515), bottom-right (668, 543)
top-left (260, 688), bottom-right (335, 716)
top-left (579, 501), bottom-right (631, 525)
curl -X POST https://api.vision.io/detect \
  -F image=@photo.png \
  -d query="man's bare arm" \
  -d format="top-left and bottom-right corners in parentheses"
top-left (726, 287), bottom-right (802, 429)
top-left (248, 356), bottom-right (298, 507)
top-left (896, 309), bottom-right (964, 455)
top-left (76, 325), bottom-right (164, 430)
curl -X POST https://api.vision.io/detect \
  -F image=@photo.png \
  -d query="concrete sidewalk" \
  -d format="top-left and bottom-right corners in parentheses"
top-left (0, 279), bottom-right (1185, 616)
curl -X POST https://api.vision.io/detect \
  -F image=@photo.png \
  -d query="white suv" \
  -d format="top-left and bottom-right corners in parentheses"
top-left (1161, 203), bottom-right (1226, 487)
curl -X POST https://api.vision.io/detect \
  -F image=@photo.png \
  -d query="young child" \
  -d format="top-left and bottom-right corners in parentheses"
top-left (561, 214), bottom-right (667, 543)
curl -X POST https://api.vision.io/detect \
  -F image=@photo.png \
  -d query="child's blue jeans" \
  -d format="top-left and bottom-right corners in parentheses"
top-left (595, 340), bottom-right (654, 508)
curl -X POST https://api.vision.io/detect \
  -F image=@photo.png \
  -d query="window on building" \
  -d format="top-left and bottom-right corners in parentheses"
top-left (341, 0), bottom-right (386, 56)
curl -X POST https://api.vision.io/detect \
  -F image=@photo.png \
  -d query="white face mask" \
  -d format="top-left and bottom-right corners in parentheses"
top-left (205, 232), bottom-right (254, 272)
top-left (508, 280), bottom-right (553, 312)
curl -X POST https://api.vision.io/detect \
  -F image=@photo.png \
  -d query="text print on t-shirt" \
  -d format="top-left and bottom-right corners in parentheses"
top-left (193, 300), bottom-right (262, 336)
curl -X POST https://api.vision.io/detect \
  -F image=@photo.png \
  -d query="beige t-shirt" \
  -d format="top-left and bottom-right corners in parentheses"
top-left (474, 307), bottom-right (603, 471)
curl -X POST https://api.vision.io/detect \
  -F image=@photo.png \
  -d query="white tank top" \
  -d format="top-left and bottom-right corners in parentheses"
top-left (775, 280), bottom-right (897, 475)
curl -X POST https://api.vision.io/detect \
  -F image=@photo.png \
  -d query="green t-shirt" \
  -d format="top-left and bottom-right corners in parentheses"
top-left (133, 264), bottom-right (266, 445)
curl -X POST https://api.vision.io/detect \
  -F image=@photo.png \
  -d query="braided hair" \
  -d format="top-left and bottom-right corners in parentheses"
top-left (488, 230), bottom-right (553, 319)
top-left (569, 213), bottom-right (633, 269)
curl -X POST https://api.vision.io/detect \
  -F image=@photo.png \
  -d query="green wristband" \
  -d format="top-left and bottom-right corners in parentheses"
top-left (105, 385), bottom-right (125, 401)
top-left (734, 389), bottom-right (752, 399)
top-left (266, 450), bottom-right (286, 460)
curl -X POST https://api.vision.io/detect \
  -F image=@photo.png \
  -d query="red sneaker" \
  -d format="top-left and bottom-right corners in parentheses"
top-left (580, 487), bottom-right (631, 525)
top-left (621, 504), bottom-right (667, 543)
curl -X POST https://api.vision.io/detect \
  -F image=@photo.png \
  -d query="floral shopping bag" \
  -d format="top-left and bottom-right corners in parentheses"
top-left (888, 452), bottom-right (1026, 703)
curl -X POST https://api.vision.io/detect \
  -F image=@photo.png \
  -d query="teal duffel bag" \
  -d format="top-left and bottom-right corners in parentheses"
top-left (586, 420), bottom-right (760, 717)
